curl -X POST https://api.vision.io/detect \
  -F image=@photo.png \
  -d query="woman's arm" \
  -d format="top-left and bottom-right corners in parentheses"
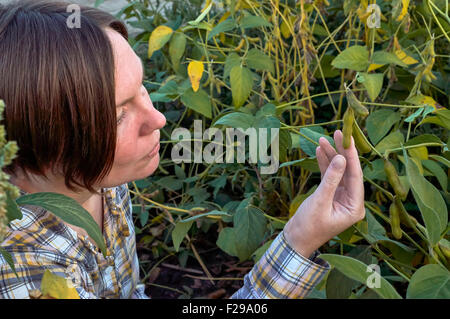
top-left (231, 130), bottom-right (365, 299)
top-left (230, 230), bottom-right (329, 299)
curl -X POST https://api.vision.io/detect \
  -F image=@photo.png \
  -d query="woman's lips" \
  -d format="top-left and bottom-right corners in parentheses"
top-left (147, 142), bottom-right (160, 158)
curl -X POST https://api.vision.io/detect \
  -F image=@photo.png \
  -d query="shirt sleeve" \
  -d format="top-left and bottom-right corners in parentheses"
top-left (230, 230), bottom-right (330, 299)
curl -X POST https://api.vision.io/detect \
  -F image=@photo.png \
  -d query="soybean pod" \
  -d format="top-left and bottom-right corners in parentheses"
top-left (389, 200), bottom-right (402, 240)
top-left (346, 88), bottom-right (369, 118)
top-left (352, 121), bottom-right (372, 154)
top-left (383, 159), bottom-right (408, 201)
top-left (342, 107), bottom-right (354, 149)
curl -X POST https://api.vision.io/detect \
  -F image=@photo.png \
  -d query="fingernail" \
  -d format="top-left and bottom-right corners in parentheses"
top-left (332, 155), bottom-right (345, 169)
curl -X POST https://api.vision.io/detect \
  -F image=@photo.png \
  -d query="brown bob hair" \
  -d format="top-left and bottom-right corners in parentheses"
top-left (0, 0), bottom-right (129, 195)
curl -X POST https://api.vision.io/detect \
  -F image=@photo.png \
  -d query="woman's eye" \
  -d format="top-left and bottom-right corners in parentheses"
top-left (117, 109), bottom-right (127, 125)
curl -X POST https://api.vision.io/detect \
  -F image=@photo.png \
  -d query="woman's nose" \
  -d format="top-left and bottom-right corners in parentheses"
top-left (139, 98), bottom-right (166, 136)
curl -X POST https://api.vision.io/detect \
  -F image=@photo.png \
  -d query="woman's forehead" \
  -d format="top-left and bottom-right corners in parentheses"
top-left (104, 28), bottom-right (142, 105)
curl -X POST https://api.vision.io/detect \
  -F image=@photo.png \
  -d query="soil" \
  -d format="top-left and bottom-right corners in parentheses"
top-left (136, 226), bottom-right (255, 299)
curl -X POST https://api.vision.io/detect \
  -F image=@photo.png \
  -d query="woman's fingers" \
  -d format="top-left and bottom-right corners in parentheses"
top-left (316, 146), bottom-right (330, 178)
top-left (334, 130), bottom-right (362, 179)
top-left (319, 136), bottom-right (345, 187)
top-left (318, 137), bottom-right (338, 163)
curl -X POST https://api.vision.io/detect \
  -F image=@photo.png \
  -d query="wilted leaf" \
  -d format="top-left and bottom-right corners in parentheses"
top-left (187, 61), bottom-right (204, 92)
top-left (40, 269), bottom-right (80, 299)
top-left (148, 25), bottom-right (173, 58)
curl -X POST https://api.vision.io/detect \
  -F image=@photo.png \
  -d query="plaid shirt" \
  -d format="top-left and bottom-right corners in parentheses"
top-left (0, 183), bottom-right (330, 299)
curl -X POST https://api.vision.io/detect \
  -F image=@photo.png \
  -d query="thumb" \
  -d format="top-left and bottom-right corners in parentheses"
top-left (317, 154), bottom-right (346, 198)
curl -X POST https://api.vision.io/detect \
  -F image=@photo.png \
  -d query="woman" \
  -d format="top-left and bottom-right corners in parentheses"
top-left (0, 0), bottom-right (365, 299)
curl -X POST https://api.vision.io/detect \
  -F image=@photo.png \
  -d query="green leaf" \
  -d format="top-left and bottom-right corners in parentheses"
top-left (371, 51), bottom-right (408, 68)
top-left (214, 112), bottom-right (254, 129)
top-left (180, 210), bottom-right (232, 223)
top-left (251, 239), bottom-right (273, 263)
top-left (319, 254), bottom-right (402, 299)
top-left (326, 246), bottom-right (372, 299)
top-left (405, 152), bottom-right (447, 245)
top-left (208, 175), bottom-right (227, 198)
top-left (404, 134), bottom-right (443, 147)
top-left (314, 55), bottom-right (341, 79)
top-left (172, 220), bottom-right (194, 252)
top-left (5, 190), bottom-right (22, 222)
top-left (429, 155), bottom-right (450, 167)
top-left (155, 176), bottom-right (183, 191)
top-left (374, 131), bottom-right (404, 155)
top-left (297, 127), bottom-right (334, 157)
top-left (217, 205), bottom-right (267, 261)
top-left (363, 159), bottom-right (387, 181)
top-left (279, 157), bottom-right (320, 172)
top-left (207, 18), bottom-right (237, 40)
top-left (422, 160), bottom-right (447, 191)
top-left (180, 88), bottom-right (212, 118)
top-left (240, 15), bottom-right (272, 29)
top-left (216, 227), bottom-right (239, 256)
top-left (436, 109), bottom-right (450, 130)
top-left (407, 265), bottom-right (450, 298)
top-left (16, 193), bottom-right (107, 257)
top-left (366, 109), bottom-right (401, 145)
top-left (0, 247), bottom-right (18, 278)
top-left (331, 45), bottom-right (369, 71)
top-left (224, 53), bottom-right (241, 79)
top-left (246, 49), bottom-right (274, 74)
top-left (169, 32), bottom-right (187, 72)
top-left (359, 73), bottom-right (384, 102)
top-left (230, 66), bottom-right (254, 108)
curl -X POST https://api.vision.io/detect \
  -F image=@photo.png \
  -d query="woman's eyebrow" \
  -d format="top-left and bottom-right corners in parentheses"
top-left (116, 59), bottom-right (145, 107)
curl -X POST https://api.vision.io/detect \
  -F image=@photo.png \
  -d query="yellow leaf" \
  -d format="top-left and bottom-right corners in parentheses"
top-left (395, 49), bottom-right (418, 65)
top-left (396, 0), bottom-right (410, 21)
top-left (393, 36), bottom-right (418, 65)
top-left (40, 270), bottom-right (80, 299)
top-left (148, 25), bottom-right (174, 59)
top-left (410, 94), bottom-right (445, 111)
top-left (408, 146), bottom-right (428, 161)
top-left (368, 63), bottom-right (384, 72)
top-left (188, 61), bottom-right (204, 92)
top-left (280, 15), bottom-right (296, 39)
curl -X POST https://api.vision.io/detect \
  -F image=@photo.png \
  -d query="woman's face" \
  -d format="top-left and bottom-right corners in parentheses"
top-left (101, 28), bottom-right (166, 187)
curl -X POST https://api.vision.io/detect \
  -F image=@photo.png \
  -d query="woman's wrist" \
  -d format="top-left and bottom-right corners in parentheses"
top-left (283, 225), bottom-right (317, 259)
